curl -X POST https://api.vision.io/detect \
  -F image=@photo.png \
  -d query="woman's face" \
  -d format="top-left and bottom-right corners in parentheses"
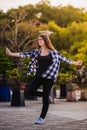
top-left (38, 36), bottom-right (45, 47)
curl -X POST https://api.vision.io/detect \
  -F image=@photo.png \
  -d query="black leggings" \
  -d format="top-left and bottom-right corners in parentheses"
top-left (28, 76), bottom-right (54, 119)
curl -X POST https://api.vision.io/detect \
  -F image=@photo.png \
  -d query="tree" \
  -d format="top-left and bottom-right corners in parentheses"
top-left (0, 48), bottom-right (13, 80)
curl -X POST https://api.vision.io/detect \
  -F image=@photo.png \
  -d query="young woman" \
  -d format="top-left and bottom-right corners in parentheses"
top-left (6, 33), bottom-right (82, 124)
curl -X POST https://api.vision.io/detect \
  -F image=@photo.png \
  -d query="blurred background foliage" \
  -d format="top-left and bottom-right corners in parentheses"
top-left (0, 1), bottom-right (87, 87)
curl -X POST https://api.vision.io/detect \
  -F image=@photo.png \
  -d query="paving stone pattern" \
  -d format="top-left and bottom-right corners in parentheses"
top-left (0, 99), bottom-right (87, 130)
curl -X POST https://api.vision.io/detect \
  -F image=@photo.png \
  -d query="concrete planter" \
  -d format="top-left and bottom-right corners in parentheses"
top-left (11, 83), bottom-right (26, 106)
top-left (80, 91), bottom-right (87, 101)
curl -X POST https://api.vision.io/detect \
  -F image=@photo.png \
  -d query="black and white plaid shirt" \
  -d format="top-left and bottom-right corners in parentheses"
top-left (20, 49), bottom-right (73, 80)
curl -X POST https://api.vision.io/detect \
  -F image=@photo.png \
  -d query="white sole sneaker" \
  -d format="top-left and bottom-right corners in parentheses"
top-left (35, 117), bottom-right (45, 124)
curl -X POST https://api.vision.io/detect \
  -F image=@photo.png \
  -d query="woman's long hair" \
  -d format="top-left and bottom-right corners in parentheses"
top-left (37, 34), bottom-right (56, 50)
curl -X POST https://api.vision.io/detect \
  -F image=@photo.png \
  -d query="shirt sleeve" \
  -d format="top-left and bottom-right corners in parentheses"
top-left (58, 52), bottom-right (73, 64)
top-left (20, 49), bottom-right (36, 58)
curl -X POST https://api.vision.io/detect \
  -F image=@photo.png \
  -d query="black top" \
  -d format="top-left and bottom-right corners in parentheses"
top-left (36, 53), bottom-right (52, 76)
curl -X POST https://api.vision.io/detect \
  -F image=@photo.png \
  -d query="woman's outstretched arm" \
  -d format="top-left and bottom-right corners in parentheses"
top-left (6, 47), bottom-right (21, 57)
top-left (71, 60), bottom-right (83, 66)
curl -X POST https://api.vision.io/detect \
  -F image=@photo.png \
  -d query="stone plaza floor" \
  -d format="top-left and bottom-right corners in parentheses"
top-left (0, 98), bottom-right (87, 130)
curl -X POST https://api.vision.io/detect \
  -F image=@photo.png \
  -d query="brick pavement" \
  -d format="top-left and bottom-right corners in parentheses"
top-left (0, 99), bottom-right (87, 130)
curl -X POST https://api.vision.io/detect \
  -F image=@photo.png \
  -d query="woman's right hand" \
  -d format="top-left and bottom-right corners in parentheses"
top-left (6, 47), bottom-right (12, 56)
top-left (6, 47), bottom-right (20, 57)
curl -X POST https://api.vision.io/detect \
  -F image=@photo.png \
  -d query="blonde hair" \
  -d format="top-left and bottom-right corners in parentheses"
top-left (38, 34), bottom-right (55, 50)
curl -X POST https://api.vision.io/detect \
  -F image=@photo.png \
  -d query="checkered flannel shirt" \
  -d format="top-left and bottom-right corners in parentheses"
top-left (20, 49), bottom-right (73, 80)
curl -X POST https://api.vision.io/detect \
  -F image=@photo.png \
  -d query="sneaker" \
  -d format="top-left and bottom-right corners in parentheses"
top-left (35, 117), bottom-right (45, 124)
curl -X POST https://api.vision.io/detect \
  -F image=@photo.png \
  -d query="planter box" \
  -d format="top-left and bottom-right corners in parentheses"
top-left (0, 85), bottom-right (11, 102)
top-left (80, 91), bottom-right (87, 101)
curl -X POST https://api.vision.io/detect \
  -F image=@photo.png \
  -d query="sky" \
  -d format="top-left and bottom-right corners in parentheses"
top-left (0, 0), bottom-right (87, 12)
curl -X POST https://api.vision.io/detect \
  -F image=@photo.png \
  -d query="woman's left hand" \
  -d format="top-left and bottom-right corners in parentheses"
top-left (73, 60), bottom-right (83, 66)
